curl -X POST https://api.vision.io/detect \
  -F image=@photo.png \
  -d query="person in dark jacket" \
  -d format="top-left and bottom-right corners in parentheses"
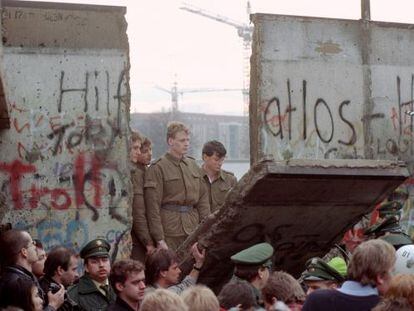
top-left (67, 239), bottom-right (115, 311)
top-left (39, 246), bottom-right (80, 311)
top-left (0, 229), bottom-right (64, 311)
top-left (107, 259), bottom-right (146, 311)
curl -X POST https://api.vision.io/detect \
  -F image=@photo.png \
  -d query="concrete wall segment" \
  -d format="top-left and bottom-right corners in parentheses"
top-left (0, 1), bottom-right (132, 258)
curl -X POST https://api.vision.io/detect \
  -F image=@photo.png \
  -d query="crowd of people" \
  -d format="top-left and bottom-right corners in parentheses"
top-left (1, 120), bottom-right (414, 310)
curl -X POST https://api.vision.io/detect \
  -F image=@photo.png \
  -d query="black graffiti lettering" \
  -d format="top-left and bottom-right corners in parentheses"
top-left (67, 131), bottom-right (83, 149)
top-left (302, 80), bottom-right (307, 140)
top-left (264, 97), bottom-right (283, 139)
top-left (314, 98), bottom-right (334, 143)
top-left (58, 71), bottom-right (89, 113)
top-left (324, 148), bottom-right (338, 159)
top-left (338, 100), bottom-right (356, 146)
top-left (286, 79), bottom-right (297, 140)
top-left (386, 139), bottom-right (399, 155)
top-left (233, 223), bottom-right (265, 243)
top-left (47, 123), bottom-right (74, 156)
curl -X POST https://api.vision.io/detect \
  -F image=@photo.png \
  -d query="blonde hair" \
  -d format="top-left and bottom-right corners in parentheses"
top-left (348, 239), bottom-right (395, 286)
top-left (384, 274), bottom-right (414, 307)
top-left (166, 121), bottom-right (189, 141)
top-left (139, 289), bottom-right (188, 311)
top-left (182, 285), bottom-right (220, 311)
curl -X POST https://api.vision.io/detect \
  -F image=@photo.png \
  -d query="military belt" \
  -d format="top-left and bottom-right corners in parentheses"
top-left (161, 204), bottom-right (193, 213)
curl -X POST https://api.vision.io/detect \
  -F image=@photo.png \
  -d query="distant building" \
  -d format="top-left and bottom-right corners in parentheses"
top-left (130, 112), bottom-right (250, 161)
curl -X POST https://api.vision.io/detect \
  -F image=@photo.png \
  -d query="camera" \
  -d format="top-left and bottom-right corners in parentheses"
top-left (49, 283), bottom-right (61, 294)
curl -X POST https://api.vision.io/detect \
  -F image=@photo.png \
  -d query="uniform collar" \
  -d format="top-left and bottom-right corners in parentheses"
top-left (165, 152), bottom-right (189, 166)
top-left (201, 165), bottom-right (225, 182)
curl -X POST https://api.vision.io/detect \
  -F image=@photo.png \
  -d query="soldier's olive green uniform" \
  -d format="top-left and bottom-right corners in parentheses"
top-left (144, 153), bottom-right (211, 250)
top-left (201, 167), bottom-right (237, 213)
top-left (67, 274), bottom-right (115, 311)
top-left (130, 163), bottom-right (153, 262)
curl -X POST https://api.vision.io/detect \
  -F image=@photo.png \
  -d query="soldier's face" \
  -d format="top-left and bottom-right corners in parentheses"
top-left (168, 131), bottom-right (190, 157)
top-left (203, 152), bottom-right (225, 173)
top-left (130, 140), bottom-right (142, 163)
top-left (117, 270), bottom-right (146, 303)
top-left (305, 280), bottom-right (337, 296)
top-left (85, 256), bottom-right (111, 283)
top-left (137, 146), bottom-right (152, 165)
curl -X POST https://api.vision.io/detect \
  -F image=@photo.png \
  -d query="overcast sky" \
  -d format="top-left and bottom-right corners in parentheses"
top-left (28, 0), bottom-right (414, 115)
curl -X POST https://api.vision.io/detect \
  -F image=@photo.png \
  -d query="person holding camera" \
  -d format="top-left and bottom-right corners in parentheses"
top-left (39, 246), bottom-right (80, 310)
top-left (0, 229), bottom-right (64, 310)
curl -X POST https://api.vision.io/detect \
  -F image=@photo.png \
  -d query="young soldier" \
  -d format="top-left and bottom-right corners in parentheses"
top-left (67, 238), bottom-right (115, 310)
top-left (144, 121), bottom-right (210, 250)
top-left (230, 242), bottom-right (274, 308)
top-left (130, 131), bottom-right (154, 262)
top-left (108, 260), bottom-right (146, 311)
top-left (201, 140), bottom-right (237, 213)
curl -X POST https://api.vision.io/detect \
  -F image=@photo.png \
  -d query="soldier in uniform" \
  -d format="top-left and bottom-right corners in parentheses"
top-left (200, 140), bottom-right (237, 213)
top-left (144, 121), bottom-right (210, 250)
top-left (301, 257), bottom-right (347, 296)
top-left (67, 239), bottom-right (115, 310)
top-left (230, 242), bottom-right (274, 308)
top-left (129, 131), bottom-right (154, 262)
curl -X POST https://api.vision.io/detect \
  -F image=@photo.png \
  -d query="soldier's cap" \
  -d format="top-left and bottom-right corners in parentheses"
top-left (80, 238), bottom-right (110, 259)
top-left (302, 257), bottom-right (346, 283)
top-left (380, 232), bottom-right (413, 248)
top-left (378, 201), bottom-right (403, 217)
top-left (231, 242), bottom-right (274, 266)
top-left (364, 215), bottom-right (401, 236)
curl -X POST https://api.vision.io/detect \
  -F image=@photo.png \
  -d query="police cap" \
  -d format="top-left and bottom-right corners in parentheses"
top-left (80, 238), bottom-right (110, 259)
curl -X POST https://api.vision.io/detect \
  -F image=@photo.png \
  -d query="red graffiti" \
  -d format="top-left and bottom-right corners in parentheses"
top-left (0, 154), bottom-right (106, 210)
top-left (390, 107), bottom-right (398, 131)
top-left (0, 160), bottom-right (36, 209)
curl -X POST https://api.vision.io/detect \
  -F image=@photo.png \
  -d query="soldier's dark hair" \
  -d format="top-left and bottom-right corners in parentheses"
top-left (0, 229), bottom-right (31, 266)
top-left (141, 136), bottom-right (152, 149)
top-left (110, 259), bottom-right (144, 294)
top-left (44, 246), bottom-right (76, 277)
top-left (218, 280), bottom-right (256, 309)
top-left (234, 264), bottom-right (262, 282)
top-left (202, 140), bottom-right (227, 158)
top-left (145, 249), bottom-right (178, 286)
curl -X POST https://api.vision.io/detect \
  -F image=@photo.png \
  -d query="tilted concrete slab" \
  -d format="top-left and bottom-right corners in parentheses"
top-left (177, 159), bottom-right (409, 292)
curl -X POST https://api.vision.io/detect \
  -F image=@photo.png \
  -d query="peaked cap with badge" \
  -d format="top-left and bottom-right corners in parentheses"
top-left (80, 238), bottom-right (111, 259)
top-left (302, 257), bottom-right (347, 283)
top-left (231, 242), bottom-right (274, 266)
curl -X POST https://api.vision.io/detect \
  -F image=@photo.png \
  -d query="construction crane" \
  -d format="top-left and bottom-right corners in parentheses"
top-left (155, 80), bottom-right (243, 113)
top-left (180, 1), bottom-right (253, 115)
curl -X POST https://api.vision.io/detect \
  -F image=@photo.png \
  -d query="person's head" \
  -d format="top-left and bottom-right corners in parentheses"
top-left (218, 280), bottom-right (256, 310)
top-left (231, 243), bottom-right (274, 290)
top-left (348, 239), bottom-right (395, 294)
top-left (0, 229), bottom-right (38, 267)
top-left (166, 121), bottom-right (190, 157)
top-left (182, 285), bottom-right (220, 311)
top-left (202, 140), bottom-right (227, 174)
top-left (80, 238), bottom-right (111, 283)
top-left (130, 131), bottom-right (143, 163)
top-left (372, 297), bottom-right (412, 311)
top-left (109, 260), bottom-right (146, 304)
top-left (145, 248), bottom-right (180, 287)
top-left (302, 257), bottom-right (347, 295)
top-left (31, 240), bottom-right (46, 279)
top-left (262, 271), bottom-right (305, 310)
top-left (0, 278), bottom-right (43, 311)
top-left (44, 246), bottom-right (79, 287)
top-left (139, 288), bottom-right (188, 311)
top-left (382, 274), bottom-right (414, 308)
top-left (137, 136), bottom-right (153, 165)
